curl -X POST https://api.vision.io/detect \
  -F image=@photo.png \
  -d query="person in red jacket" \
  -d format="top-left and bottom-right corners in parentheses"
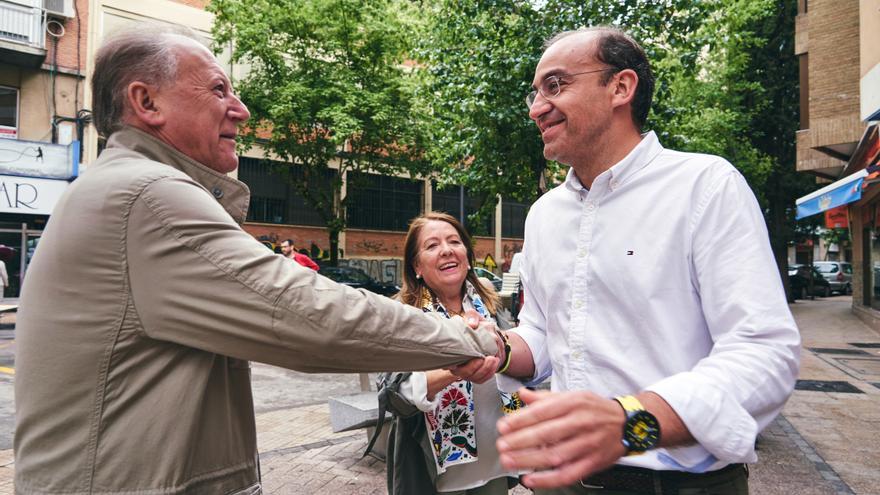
top-left (280, 238), bottom-right (319, 271)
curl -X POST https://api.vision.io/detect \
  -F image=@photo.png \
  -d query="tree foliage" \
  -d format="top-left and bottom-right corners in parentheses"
top-left (414, 0), bottom-right (712, 223)
top-left (411, 0), bottom-right (548, 226)
top-left (417, 0), bottom-right (809, 296)
top-left (209, 0), bottom-right (428, 263)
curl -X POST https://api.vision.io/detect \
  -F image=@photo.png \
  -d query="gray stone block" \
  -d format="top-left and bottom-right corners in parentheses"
top-left (328, 392), bottom-right (390, 433)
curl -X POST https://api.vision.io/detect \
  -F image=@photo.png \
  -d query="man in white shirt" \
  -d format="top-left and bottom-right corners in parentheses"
top-left (490, 27), bottom-right (800, 494)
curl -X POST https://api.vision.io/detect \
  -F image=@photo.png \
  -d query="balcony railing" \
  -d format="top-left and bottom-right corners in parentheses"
top-left (0, 0), bottom-right (45, 50)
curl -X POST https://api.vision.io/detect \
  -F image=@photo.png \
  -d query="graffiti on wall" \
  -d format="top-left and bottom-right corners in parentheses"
top-left (354, 239), bottom-right (385, 254)
top-left (343, 258), bottom-right (404, 285)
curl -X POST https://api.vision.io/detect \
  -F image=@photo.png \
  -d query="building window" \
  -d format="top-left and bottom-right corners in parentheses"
top-left (347, 172), bottom-right (423, 231)
top-left (798, 54), bottom-right (809, 130)
top-left (501, 198), bottom-right (528, 238)
top-left (0, 86), bottom-right (18, 139)
top-left (432, 183), bottom-right (495, 236)
top-left (237, 157), bottom-right (331, 226)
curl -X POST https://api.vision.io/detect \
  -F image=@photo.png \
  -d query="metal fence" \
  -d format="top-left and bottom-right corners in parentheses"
top-left (0, 0), bottom-right (45, 49)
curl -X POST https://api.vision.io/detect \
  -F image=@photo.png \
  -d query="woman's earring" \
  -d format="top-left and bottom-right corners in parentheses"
top-left (416, 273), bottom-right (422, 279)
top-left (467, 265), bottom-right (472, 270)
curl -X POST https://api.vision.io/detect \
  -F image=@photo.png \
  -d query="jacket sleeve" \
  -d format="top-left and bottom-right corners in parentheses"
top-left (125, 176), bottom-right (497, 373)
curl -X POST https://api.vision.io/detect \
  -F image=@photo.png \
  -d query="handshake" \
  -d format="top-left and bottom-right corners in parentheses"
top-left (444, 309), bottom-right (509, 384)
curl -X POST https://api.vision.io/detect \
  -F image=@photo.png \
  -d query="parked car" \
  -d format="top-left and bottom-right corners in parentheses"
top-left (318, 266), bottom-right (400, 297)
top-left (473, 267), bottom-right (503, 292)
top-left (788, 265), bottom-right (832, 299)
top-left (813, 261), bottom-right (853, 295)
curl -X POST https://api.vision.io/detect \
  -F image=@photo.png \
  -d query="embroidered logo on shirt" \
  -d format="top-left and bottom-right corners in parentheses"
top-left (626, 250), bottom-right (634, 255)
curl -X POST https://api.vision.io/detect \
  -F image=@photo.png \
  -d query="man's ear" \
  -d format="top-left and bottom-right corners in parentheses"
top-left (126, 81), bottom-right (165, 128)
top-left (610, 69), bottom-right (638, 109)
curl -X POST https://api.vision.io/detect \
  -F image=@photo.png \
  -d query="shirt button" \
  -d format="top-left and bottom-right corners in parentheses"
top-left (212, 187), bottom-right (224, 199)
top-left (572, 351), bottom-right (583, 360)
top-left (578, 249), bottom-right (587, 258)
top-left (573, 300), bottom-right (583, 309)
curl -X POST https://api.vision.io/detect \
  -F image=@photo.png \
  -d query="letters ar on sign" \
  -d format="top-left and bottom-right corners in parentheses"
top-left (0, 175), bottom-right (69, 215)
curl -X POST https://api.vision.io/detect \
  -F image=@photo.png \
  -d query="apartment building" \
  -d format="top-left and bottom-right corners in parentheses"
top-left (0, 0), bottom-right (85, 295)
top-left (795, 0), bottom-right (880, 324)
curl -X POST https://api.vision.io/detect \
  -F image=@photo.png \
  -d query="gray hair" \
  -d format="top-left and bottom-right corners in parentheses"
top-left (91, 24), bottom-right (201, 137)
top-left (544, 26), bottom-right (655, 131)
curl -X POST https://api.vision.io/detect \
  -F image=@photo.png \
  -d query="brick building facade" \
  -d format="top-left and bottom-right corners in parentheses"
top-left (795, 0), bottom-right (880, 327)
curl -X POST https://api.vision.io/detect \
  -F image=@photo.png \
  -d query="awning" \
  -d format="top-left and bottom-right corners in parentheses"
top-left (796, 169), bottom-right (867, 220)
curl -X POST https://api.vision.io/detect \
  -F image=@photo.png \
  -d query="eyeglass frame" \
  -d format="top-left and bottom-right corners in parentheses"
top-left (525, 67), bottom-right (616, 109)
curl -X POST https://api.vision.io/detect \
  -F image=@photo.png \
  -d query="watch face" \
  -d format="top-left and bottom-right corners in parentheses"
top-left (624, 410), bottom-right (660, 452)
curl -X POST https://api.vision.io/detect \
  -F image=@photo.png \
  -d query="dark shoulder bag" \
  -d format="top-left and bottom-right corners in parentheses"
top-left (363, 372), bottom-right (417, 457)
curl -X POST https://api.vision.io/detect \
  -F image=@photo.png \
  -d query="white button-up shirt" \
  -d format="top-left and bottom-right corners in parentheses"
top-left (508, 132), bottom-right (800, 472)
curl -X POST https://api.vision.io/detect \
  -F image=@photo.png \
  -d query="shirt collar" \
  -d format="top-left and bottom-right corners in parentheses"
top-left (106, 126), bottom-right (251, 224)
top-left (563, 131), bottom-right (664, 193)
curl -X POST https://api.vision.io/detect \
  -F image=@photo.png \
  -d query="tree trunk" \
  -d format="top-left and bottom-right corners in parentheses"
top-left (768, 189), bottom-right (793, 303)
top-left (329, 228), bottom-right (340, 267)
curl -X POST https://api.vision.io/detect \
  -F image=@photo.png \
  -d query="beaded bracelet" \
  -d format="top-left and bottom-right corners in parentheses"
top-left (495, 330), bottom-right (512, 374)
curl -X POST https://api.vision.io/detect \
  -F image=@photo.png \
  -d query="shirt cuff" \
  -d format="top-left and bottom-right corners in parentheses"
top-left (508, 324), bottom-right (552, 386)
top-left (397, 372), bottom-right (437, 413)
top-left (646, 373), bottom-right (759, 463)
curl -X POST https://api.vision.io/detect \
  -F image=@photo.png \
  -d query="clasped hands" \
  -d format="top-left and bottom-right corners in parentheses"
top-left (442, 311), bottom-right (633, 489)
top-left (443, 309), bottom-right (507, 384)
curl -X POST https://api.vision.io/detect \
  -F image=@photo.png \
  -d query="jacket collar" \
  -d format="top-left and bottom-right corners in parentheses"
top-left (106, 127), bottom-right (251, 224)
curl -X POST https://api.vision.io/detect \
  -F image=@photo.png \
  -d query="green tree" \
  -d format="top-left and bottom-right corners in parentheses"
top-left (414, 0), bottom-right (711, 227)
top-left (654, 0), bottom-right (813, 300)
top-left (209, 0), bottom-right (429, 264)
top-left (412, 0), bottom-right (549, 229)
top-left (417, 0), bottom-right (808, 298)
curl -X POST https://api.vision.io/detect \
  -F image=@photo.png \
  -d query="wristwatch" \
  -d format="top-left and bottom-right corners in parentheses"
top-left (613, 395), bottom-right (661, 455)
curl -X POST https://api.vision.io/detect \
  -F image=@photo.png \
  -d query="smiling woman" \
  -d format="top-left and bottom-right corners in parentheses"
top-left (379, 212), bottom-right (522, 495)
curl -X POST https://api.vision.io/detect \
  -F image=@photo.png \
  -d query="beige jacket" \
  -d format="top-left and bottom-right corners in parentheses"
top-left (14, 128), bottom-right (496, 494)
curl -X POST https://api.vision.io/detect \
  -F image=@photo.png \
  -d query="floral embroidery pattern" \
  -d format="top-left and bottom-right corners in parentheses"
top-left (441, 387), bottom-right (469, 409)
top-left (419, 280), bottom-right (524, 473)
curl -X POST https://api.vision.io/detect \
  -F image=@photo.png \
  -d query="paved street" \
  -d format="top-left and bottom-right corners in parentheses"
top-left (0, 296), bottom-right (878, 494)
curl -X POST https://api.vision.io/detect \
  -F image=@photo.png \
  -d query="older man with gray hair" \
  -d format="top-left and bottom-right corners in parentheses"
top-left (14, 25), bottom-right (500, 495)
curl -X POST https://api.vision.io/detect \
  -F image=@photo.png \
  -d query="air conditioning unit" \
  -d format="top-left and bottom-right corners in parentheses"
top-left (44, 0), bottom-right (74, 19)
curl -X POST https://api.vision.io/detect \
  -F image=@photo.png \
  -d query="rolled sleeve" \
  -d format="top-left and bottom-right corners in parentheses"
top-left (647, 375), bottom-right (758, 462)
top-left (397, 372), bottom-right (437, 412)
top-left (508, 324), bottom-right (551, 386)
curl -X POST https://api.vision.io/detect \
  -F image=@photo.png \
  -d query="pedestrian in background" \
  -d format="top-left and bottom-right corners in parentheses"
top-left (492, 26), bottom-right (800, 494)
top-left (381, 212), bottom-right (522, 495)
top-left (281, 238), bottom-right (319, 271)
top-left (14, 24), bottom-right (500, 495)
top-left (0, 259), bottom-right (7, 301)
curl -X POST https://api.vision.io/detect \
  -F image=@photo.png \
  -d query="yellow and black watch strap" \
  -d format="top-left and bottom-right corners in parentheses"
top-left (614, 395), bottom-right (645, 413)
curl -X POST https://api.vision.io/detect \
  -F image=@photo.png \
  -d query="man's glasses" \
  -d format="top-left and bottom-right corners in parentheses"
top-left (525, 67), bottom-right (614, 108)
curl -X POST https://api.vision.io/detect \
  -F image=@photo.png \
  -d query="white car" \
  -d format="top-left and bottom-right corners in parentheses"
top-left (473, 267), bottom-right (502, 292)
top-left (813, 261), bottom-right (853, 295)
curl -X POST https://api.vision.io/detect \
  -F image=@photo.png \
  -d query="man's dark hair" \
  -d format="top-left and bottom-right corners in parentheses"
top-left (281, 239), bottom-right (294, 247)
top-left (545, 26), bottom-right (655, 130)
top-left (91, 24), bottom-right (201, 137)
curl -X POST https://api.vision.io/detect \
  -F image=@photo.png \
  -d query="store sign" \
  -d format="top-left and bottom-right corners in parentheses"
top-left (0, 138), bottom-right (79, 179)
top-left (825, 205), bottom-right (848, 229)
top-left (0, 175), bottom-right (69, 215)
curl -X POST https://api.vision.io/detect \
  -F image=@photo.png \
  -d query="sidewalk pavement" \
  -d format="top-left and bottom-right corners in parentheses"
top-left (1, 296), bottom-right (879, 494)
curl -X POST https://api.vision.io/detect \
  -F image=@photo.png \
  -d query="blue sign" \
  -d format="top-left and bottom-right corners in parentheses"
top-left (796, 173), bottom-right (865, 220)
